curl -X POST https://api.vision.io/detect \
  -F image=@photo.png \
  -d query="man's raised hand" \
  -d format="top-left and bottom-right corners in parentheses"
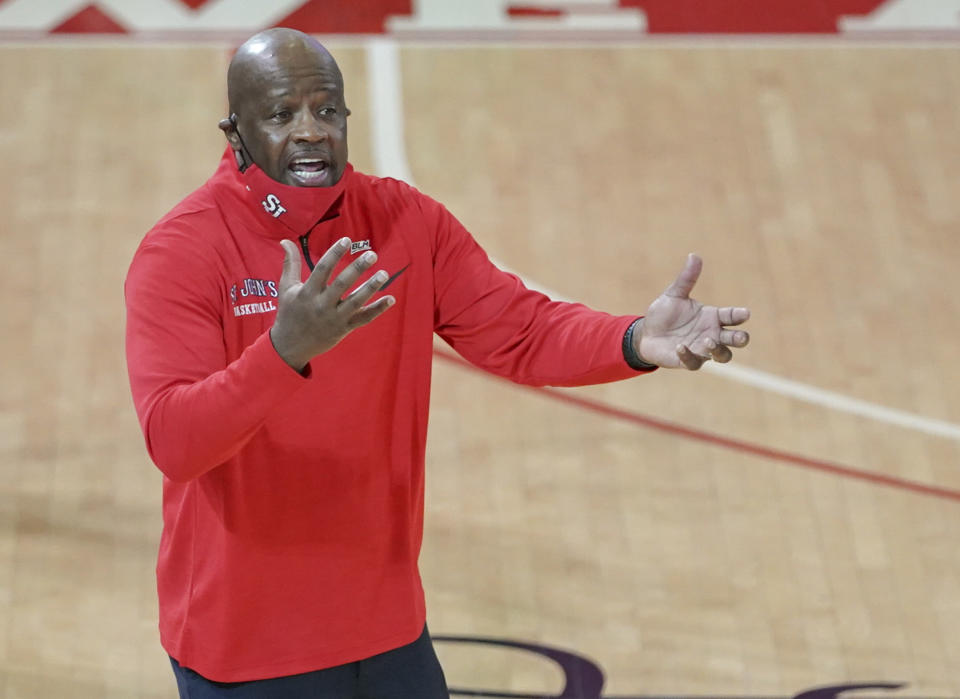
top-left (634, 254), bottom-right (750, 371)
top-left (270, 237), bottom-right (395, 372)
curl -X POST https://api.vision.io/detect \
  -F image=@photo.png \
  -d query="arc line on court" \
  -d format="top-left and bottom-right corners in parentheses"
top-left (365, 36), bottom-right (960, 445)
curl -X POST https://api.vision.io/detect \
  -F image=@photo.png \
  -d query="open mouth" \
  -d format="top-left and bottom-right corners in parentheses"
top-left (288, 157), bottom-right (331, 185)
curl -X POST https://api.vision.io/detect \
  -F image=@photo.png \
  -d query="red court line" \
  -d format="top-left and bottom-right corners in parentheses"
top-left (433, 349), bottom-right (960, 504)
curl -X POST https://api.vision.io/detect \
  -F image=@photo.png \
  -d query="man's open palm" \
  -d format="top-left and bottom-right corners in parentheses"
top-left (636, 254), bottom-right (750, 371)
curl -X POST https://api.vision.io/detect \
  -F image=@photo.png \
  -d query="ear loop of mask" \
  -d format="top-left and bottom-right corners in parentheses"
top-left (229, 113), bottom-right (252, 172)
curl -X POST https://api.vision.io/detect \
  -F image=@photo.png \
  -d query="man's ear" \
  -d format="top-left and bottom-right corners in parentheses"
top-left (218, 115), bottom-right (248, 170)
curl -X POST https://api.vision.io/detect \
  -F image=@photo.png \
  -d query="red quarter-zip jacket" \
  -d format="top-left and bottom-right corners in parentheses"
top-left (124, 148), bottom-right (648, 681)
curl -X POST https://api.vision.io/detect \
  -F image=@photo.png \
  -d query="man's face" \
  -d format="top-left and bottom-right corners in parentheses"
top-left (231, 54), bottom-right (349, 187)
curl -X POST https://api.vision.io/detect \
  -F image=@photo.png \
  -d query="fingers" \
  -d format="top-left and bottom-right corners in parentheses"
top-left (718, 306), bottom-right (751, 326)
top-left (339, 269), bottom-right (389, 314)
top-left (326, 250), bottom-right (379, 299)
top-left (277, 239), bottom-right (303, 295)
top-left (719, 328), bottom-right (750, 348)
top-left (346, 296), bottom-right (396, 330)
top-left (706, 339), bottom-right (733, 364)
top-left (302, 237), bottom-right (351, 294)
top-left (662, 253), bottom-right (703, 299)
top-left (676, 344), bottom-right (706, 370)
top-left (296, 236), bottom-right (394, 319)
top-left (680, 335), bottom-right (738, 369)
top-left (687, 308), bottom-right (749, 367)
top-left (299, 238), bottom-right (385, 308)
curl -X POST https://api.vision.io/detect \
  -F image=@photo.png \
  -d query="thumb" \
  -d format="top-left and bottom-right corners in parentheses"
top-left (278, 239), bottom-right (302, 294)
top-left (662, 253), bottom-right (702, 299)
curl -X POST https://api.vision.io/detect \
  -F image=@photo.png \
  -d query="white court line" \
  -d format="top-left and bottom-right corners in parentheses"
top-left (364, 37), bottom-right (960, 443)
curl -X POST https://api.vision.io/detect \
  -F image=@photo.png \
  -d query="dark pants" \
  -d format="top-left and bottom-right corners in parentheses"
top-left (170, 625), bottom-right (449, 699)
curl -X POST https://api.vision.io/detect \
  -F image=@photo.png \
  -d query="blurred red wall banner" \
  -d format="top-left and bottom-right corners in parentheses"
top-left (0, 0), bottom-right (958, 38)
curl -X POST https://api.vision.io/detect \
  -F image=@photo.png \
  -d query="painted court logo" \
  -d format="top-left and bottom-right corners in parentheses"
top-left (230, 277), bottom-right (278, 317)
top-left (434, 635), bottom-right (919, 699)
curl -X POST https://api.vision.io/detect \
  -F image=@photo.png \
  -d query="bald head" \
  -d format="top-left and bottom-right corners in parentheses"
top-left (228, 28), bottom-right (341, 116)
top-left (220, 28), bottom-right (350, 187)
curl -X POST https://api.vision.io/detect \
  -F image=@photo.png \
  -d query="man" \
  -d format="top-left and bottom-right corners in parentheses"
top-left (125, 28), bottom-right (750, 699)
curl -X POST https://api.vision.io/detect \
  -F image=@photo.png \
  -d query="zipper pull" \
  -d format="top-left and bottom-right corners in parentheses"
top-left (298, 234), bottom-right (315, 271)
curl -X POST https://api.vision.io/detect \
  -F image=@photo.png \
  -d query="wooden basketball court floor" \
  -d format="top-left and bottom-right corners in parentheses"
top-left (1, 38), bottom-right (959, 698)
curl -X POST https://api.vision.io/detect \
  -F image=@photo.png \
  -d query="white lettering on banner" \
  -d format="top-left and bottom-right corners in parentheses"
top-left (0, 0), bottom-right (306, 32)
top-left (841, 0), bottom-right (960, 31)
top-left (386, 0), bottom-right (645, 33)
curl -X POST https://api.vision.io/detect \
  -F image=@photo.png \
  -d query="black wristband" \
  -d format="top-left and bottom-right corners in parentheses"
top-left (622, 318), bottom-right (658, 371)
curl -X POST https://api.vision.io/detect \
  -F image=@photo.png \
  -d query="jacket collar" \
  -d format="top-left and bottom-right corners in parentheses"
top-left (211, 146), bottom-right (353, 239)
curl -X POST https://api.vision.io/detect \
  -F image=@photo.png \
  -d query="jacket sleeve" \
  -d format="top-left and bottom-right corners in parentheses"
top-left (424, 194), bottom-right (652, 387)
top-left (124, 225), bottom-right (307, 482)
